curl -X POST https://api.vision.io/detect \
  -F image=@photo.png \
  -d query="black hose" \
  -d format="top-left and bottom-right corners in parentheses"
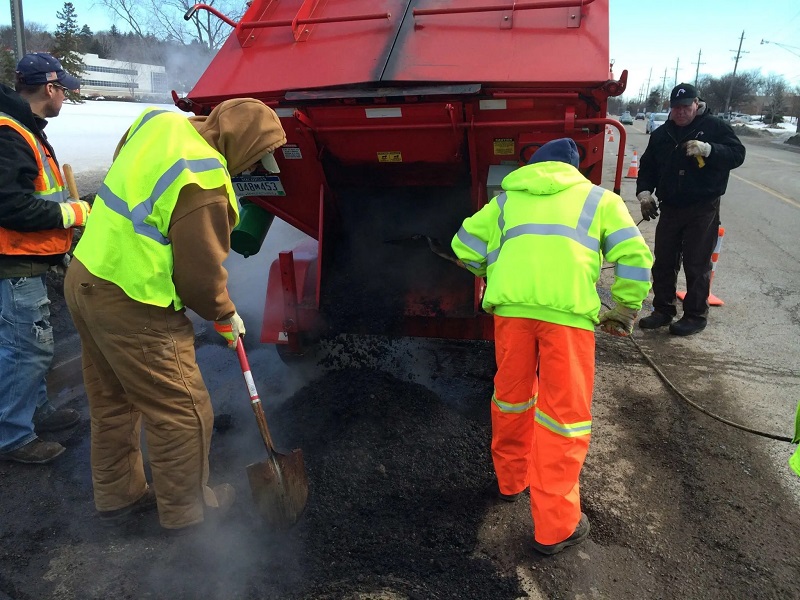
top-left (601, 300), bottom-right (793, 442)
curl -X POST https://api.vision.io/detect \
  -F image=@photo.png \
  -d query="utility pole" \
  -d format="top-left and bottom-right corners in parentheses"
top-left (724, 31), bottom-right (748, 116)
top-left (673, 57), bottom-right (680, 87)
top-left (659, 67), bottom-right (668, 108)
top-left (693, 49), bottom-right (705, 87)
top-left (645, 67), bottom-right (652, 108)
top-left (10, 0), bottom-right (27, 63)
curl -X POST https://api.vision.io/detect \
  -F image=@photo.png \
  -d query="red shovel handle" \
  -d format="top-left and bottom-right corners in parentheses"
top-left (235, 339), bottom-right (277, 454)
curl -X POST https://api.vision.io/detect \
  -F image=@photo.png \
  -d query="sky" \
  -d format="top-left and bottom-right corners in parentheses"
top-left (1, 0), bottom-right (799, 102)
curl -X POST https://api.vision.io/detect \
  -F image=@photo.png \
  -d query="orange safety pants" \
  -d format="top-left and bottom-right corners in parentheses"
top-left (492, 315), bottom-right (595, 545)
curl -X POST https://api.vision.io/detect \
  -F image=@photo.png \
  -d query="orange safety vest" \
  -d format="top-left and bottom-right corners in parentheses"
top-left (0, 113), bottom-right (72, 256)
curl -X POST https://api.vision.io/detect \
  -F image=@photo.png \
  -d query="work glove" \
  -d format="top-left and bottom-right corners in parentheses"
top-left (214, 311), bottom-right (246, 349)
top-left (637, 191), bottom-right (659, 221)
top-left (598, 305), bottom-right (639, 337)
top-left (684, 140), bottom-right (711, 158)
top-left (59, 200), bottom-right (91, 228)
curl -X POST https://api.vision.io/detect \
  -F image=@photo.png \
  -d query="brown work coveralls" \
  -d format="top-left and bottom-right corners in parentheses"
top-left (64, 99), bottom-right (286, 529)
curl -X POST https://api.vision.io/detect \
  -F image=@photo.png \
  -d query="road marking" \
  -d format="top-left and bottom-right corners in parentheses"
top-left (743, 151), bottom-right (796, 166)
top-left (730, 172), bottom-right (800, 208)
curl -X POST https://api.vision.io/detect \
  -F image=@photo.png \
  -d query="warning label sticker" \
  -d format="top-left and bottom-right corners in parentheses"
top-left (377, 151), bottom-right (403, 163)
top-left (493, 138), bottom-right (515, 156)
top-left (281, 145), bottom-right (302, 160)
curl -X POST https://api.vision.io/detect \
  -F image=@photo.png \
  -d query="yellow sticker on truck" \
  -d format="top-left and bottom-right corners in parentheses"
top-left (377, 151), bottom-right (403, 163)
top-left (493, 138), bottom-right (515, 156)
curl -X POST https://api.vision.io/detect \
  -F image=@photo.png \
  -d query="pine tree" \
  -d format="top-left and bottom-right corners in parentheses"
top-left (78, 24), bottom-right (93, 53)
top-left (51, 1), bottom-right (85, 100)
top-left (0, 48), bottom-right (16, 87)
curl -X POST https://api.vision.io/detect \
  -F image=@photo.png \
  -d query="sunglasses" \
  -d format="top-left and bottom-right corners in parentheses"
top-left (50, 82), bottom-right (69, 93)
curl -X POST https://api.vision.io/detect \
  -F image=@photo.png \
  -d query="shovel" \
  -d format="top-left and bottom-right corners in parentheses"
top-left (236, 340), bottom-right (308, 529)
top-left (384, 234), bottom-right (464, 267)
top-left (63, 164), bottom-right (80, 199)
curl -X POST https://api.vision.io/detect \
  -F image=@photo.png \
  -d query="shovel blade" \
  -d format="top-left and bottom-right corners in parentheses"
top-left (246, 448), bottom-right (308, 530)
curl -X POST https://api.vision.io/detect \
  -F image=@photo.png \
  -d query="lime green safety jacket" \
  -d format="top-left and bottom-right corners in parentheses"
top-left (791, 402), bottom-right (800, 477)
top-left (452, 161), bottom-right (653, 331)
top-left (75, 108), bottom-right (238, 310)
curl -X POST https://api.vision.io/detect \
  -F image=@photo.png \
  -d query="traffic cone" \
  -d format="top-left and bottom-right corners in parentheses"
top-left (625, 152), bottom-right (639, 178)
top-left (607, 129), bottom-right (614, 142)
top-left (677, 226), bottom-right (725, 306)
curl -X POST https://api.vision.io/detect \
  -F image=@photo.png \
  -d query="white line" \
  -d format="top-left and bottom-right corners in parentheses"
top-left (730, 172), bottom-right (800, 209)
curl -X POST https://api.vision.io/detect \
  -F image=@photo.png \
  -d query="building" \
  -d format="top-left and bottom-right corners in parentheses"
top-left (78, 53), bottom-right (168, 100)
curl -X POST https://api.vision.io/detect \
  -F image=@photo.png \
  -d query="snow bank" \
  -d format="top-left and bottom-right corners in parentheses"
top-left (45, 100), bottom-right (185, 174)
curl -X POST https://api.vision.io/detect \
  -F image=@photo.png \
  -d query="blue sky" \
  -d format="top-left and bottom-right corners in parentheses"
top-left (2, 0), bottom-right (799, 100)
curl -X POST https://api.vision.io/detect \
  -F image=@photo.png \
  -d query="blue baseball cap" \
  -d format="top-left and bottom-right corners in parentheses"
top-left (16, 52), bottom-right (80, 91)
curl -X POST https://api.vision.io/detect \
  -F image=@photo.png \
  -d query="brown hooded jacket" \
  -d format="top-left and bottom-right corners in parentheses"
top-left (111, 98), bottom-right (286, 321)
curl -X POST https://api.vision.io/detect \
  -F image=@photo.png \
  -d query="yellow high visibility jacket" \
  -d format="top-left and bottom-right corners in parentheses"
top-left (0, 112), bottom-right (72, 256)
top-left (452, 161), bottom-right (653, 331)
top-left (74, 108), bottom-right (238, 310)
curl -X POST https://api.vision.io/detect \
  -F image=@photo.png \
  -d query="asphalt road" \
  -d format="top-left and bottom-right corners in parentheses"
top-left (9, 122), bottom-right (800, 599)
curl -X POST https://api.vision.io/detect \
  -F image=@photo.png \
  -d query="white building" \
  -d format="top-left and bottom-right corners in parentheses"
top-left (78, 53), bottom-right (168, 100)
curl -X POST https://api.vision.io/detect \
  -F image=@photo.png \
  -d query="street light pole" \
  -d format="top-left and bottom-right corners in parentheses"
top-left (10, 0), bottom-right (27, 63)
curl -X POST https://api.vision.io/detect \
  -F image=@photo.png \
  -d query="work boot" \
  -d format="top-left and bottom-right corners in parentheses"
top-left (638, 311), bottom-right (673, 329)
top-left (97, 485), bottom-right (158, 526)
top-left (532, 513), bottom-right (590, 556)
top-left (669, 316), bottom-right (707, 336)
top-left (0, 439), bottom-right (66, 464)
top-left (208, 483), bottom-right (236, 517)
top-left (34, 408), bottom-right (80, 433)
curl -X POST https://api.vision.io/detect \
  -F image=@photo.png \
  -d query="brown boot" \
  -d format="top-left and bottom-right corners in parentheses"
top-left (0, 439), bottom-right (65, 464)
top-left (33, 408), bottom-right (80, 433)
top-left (97, 485), bottom-right (158, 526)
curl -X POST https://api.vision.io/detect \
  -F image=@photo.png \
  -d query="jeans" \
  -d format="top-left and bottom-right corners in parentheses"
top-left (0, 275), bottom-right (56, 453)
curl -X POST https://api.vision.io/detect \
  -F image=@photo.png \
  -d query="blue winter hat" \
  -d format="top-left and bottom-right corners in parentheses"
top-left (16, 52), bottom-right (80, 90)
top-left (527, 138), bottom-right (580, 169)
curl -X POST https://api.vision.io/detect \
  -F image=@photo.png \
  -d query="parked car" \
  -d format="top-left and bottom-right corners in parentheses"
top-left (635, 112), bottom-right (646, 120)
top-left (646, 112), bottom-right (669, 134)
top-left (620, 111), bottom-right (634, 125)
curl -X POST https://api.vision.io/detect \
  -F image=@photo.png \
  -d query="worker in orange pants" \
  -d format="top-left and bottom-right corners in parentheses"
top-left (452, 138), bottom-right (653, 554)
top-left (493, 316), bottom-right (594, 548)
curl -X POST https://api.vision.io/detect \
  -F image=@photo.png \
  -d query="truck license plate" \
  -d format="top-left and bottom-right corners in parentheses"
top-left (231, 175), bottom-right (285, 197)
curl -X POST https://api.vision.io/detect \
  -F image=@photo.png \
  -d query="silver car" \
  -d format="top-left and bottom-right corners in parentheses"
top-left (646, 112), bottom-right (669, 134)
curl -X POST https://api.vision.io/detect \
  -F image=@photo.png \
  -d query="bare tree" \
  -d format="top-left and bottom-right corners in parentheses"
top-left (96, 0), bottom-right (243, 49)
top-left (761, 74), bottom-right (788, 124)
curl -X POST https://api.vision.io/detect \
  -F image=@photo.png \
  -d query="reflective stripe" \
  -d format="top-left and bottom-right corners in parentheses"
top-left (494, 186), bottom-right (603, 253)
top-left (98, 156), bottom-right (227, 246)
top-left (603, 226), bottom-right (642, 254)
top-left (504, 222), bottom-right (601, 252)
top-left (492, 393), bottom-right (537, 414)
top-left (456, 226), bottom-right (488, 257)
top-left (125, 109), bottom-right (170, 146)
top-left (615, 263), bottom-right (651, 282)
top-left (535, 408), bottom-right (591, 437)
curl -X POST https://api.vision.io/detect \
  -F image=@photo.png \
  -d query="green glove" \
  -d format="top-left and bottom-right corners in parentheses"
top-left (598, 305), bottom-right (639, 337)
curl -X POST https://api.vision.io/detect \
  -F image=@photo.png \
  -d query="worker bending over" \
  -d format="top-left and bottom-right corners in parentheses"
top-left (452, 138), bottom-right (653, 555)
top-left (64, 99), bottom-right (286, 534)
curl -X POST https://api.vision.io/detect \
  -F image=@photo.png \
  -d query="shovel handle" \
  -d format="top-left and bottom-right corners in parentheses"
top-left (63, 164), bottom-right (80, 199)
top-left (236, 340), bottom-right (278, 456)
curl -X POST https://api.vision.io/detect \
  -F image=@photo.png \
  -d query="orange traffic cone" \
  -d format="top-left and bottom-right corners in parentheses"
top-left (625, 152), bottom-right (639, 178)
top-left (677, 226), bottom-right (726, 306)
top-left (607, 129), bottom-right (614, 142)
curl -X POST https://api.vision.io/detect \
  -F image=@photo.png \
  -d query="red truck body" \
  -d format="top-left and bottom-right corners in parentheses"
top-left (179, 0), bottom-right (627, 351)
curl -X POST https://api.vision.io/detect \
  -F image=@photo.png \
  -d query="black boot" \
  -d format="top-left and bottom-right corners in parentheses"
top-left (669, 316), bottom-right (706, 336)
top-left (638, 311), bottom-right (673, 329)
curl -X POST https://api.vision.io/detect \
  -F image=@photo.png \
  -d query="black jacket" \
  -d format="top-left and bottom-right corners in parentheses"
top-left (0, 83), bottom-right (66, 273)
top-left (636, 107), bottom-right (746, 207)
